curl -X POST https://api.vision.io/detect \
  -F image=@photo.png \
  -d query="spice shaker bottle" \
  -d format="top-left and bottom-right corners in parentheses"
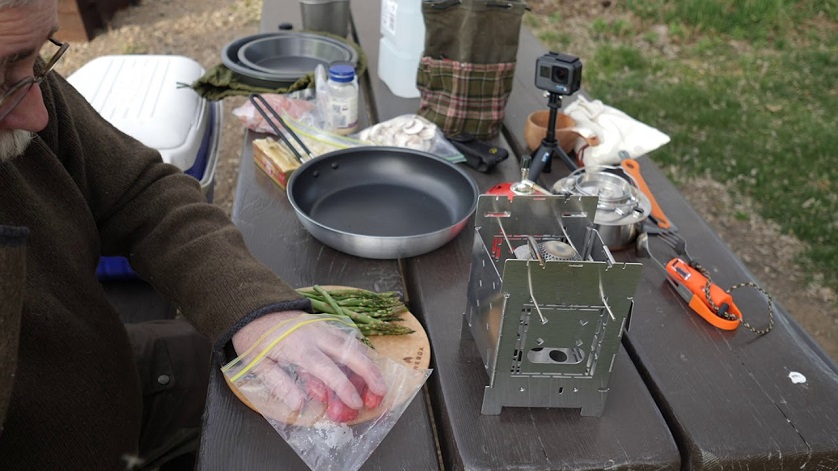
top-left (327, 63), bottom-right (359, 135)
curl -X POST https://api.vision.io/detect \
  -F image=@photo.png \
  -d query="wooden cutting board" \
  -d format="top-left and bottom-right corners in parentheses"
top-left (225, 287), bottom-right (431, 425)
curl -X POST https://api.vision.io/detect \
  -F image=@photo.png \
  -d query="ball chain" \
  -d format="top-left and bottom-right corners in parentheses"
top-left (694, 262), bottom-right (775, 335)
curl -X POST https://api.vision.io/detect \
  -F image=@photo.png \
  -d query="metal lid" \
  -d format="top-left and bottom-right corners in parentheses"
top-left (574, 171), bottom-right (634, 206)
top-left (553, 167), bottom-right (652, 226)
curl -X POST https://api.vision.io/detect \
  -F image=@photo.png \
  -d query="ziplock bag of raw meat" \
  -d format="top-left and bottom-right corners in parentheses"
top-left (222, 313), bottom-right (432, 471)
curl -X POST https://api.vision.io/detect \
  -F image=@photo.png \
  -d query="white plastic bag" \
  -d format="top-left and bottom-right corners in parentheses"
top-left (563, 95), bottom-right (670, 167)
top-left (232, 91), bottom-right (318, 134)
top-left (354, 114), bottom-right (465, 163)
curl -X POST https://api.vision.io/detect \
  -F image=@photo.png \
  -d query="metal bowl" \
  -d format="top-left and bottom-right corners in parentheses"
top-left (221, 32), bottom-right (358, 88)
top-left (238, 34), bottom-right (357, 76)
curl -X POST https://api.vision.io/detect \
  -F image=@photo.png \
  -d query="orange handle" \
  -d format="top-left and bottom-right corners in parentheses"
top-left (666, 258), bottom-right (742, 330)
top-left (621, 159), bottom-right (671, 230)
top-left (686, 294), bottom-right (740, 330)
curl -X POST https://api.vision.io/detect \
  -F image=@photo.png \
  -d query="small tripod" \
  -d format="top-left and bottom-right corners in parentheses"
top-left (527, 91), bottom-right (578, 182)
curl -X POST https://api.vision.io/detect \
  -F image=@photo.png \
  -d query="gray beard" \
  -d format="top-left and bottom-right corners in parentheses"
top-left (0, 130), bottom-right (34, 162)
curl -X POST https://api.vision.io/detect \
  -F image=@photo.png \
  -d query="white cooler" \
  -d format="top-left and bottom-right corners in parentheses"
top-left (67, 55), bottom-right (222, 280)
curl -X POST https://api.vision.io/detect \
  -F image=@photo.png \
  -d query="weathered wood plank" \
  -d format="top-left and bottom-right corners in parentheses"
top-left (197, 2), bottom-right (440, 469)
top-left (351, 3), bottom-right (679, 468)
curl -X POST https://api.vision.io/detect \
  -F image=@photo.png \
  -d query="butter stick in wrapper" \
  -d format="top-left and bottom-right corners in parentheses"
top-left (252, 137), bottom-right (301, 190)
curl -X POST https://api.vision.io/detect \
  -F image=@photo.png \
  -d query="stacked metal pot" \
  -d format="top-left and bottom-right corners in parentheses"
top-left (552, 166), bottom-right (652, 250)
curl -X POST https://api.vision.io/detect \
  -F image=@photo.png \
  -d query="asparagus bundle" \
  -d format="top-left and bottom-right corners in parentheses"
top-left (296, 286), bottom-right (415, 336)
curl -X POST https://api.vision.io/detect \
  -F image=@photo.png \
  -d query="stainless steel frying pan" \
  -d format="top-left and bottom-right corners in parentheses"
top-left (286, 147), bottom-right (479, 259)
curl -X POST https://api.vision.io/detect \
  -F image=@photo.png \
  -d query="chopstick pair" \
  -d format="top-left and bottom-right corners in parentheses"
top-left (248, 93), bottom-right (313, 163)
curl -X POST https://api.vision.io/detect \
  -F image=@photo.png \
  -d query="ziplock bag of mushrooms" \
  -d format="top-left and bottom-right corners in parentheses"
top-left (222, 313), bottom-right (432, 471)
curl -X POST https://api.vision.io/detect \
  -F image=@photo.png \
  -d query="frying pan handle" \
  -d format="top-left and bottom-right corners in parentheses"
top-left (621, 159), bottom-right (671, 230)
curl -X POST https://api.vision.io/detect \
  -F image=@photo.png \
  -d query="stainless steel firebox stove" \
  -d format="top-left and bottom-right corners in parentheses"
top-left (462, 194), bottom-right (643, 416)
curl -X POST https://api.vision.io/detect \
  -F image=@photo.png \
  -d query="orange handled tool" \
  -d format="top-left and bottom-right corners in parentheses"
top-left (665, 258), bottom-right (741, 330)
top-left (621, 159), bottom-right (672, 230)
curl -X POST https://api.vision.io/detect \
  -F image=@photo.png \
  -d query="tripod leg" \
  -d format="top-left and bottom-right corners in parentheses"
top-left (528, 142), bottom-right (554, 181)
top-left (554, 144), bottom-right (578, 172)
top-left (528, 140), bottom-right (578, 182)
top-left (527, 92), bottom-right (578, 182)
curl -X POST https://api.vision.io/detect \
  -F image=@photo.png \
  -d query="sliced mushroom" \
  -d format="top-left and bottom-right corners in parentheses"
top-left (402, 118), bottom-right (425, 135)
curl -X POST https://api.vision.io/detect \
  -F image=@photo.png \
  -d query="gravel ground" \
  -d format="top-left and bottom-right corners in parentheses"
top-left (54, 0), bottom-right (263, 217)
top-left (53, 0), bottom-right (837, 363)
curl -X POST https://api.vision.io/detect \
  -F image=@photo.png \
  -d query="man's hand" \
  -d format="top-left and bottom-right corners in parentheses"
top-left (231, 311), bottom-right (387, 413)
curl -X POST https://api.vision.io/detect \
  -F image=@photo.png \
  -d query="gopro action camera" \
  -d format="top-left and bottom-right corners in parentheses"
top-left (535, 52), bottom-right (582, 96)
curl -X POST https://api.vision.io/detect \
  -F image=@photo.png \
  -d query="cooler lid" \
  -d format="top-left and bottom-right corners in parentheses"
top-left (67, 55), bottom-right (208, 171)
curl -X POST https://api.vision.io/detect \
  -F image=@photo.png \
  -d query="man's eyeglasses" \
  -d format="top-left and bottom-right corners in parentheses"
top-left (0, 37), bottom-right (69, 121)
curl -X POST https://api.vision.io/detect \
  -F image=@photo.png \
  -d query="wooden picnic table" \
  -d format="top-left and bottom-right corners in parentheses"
top-left (195, 0), bottom-right (838, 469)
top-left (503, 25), bottom-right (838, 471)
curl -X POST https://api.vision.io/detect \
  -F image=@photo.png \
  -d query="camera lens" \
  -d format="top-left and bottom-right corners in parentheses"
top-left (552, 66), bottom-right (569, 85)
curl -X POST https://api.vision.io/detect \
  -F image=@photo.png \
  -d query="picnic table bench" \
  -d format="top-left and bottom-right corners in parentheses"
top-left (187, 0), bottom-right (838, 469)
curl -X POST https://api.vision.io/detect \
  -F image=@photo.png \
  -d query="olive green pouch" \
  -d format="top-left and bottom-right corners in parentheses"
top-left (417, 0), bottom-right (526, 139)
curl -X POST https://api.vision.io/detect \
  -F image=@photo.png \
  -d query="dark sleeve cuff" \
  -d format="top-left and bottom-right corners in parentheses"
top-left (212, 298), bottom-right (313, 365)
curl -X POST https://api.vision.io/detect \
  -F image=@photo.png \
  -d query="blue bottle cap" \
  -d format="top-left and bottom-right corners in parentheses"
top-left (329, 63), bottom-right (356, 83)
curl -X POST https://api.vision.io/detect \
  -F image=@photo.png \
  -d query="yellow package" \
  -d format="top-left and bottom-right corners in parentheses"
top-left (252, 137), bottom-right (301, 190)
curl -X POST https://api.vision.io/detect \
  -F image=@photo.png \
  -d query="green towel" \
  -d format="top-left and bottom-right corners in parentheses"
top-left (189, 32), bottom-right (367, 101)
top-left (189, 64), bottom-right (314, 101)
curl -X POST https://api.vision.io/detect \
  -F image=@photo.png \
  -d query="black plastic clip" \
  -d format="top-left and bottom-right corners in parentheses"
top-left (447, 133), bottom-right (509, 173)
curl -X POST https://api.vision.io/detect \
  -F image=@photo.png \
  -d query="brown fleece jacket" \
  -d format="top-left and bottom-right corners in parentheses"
top-left (0, 226), bottom-right (27, 438)
top-left (0, 70), bottom-right (308, 469)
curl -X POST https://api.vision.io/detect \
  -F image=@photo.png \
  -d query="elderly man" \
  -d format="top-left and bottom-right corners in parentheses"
top-left (0, 0), bottom-right (386, 469)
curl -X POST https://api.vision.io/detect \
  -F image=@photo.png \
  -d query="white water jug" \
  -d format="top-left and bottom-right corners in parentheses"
top-left (377, 0), bottom-right (425, 98)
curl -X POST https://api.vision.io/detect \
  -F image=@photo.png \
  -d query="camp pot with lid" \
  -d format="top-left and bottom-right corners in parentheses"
top-left (286, 146), bottom-right (479, 259)
top-left (553, 166), bottom-right (651, 250)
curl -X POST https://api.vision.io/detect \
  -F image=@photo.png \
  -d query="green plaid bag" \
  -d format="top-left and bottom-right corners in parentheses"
top-left (417, 58), bottom-right (516, 140)
top-left (417, 0), bottom-right (526, 140)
